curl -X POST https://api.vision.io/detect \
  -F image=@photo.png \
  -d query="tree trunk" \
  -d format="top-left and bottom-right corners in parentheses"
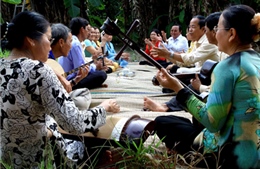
top-left (30, 0), bottom-right (70, 25)
top-left (126, 0), bottom-right (231, 44)
top-left (1, 2), bottom-right (18, 22)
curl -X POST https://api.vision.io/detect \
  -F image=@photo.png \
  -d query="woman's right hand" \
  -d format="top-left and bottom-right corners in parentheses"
top-left (144, 38), bottom-right (153, 47)
top-left (56, 71), bottom-right (72, 93)
top-left (156, 68), bottom-right (184, 93)
top-left (100, 99), bottom-right (120, 113)
top-left (190, 74), bottom-right (201, 91)
top-left (161, 30), bottom-right (167, 42)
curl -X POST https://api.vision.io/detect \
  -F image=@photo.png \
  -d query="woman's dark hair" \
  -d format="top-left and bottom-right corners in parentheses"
top-left (222, 5), bottom-right (255, 44)
top-left (205, 12), bottom-right (222, 31)
top-left (1, 11), bottom-right (49, 50)
top-left (51, 23), bottom-right (71, 46)
top-left (69, 17), bottom-right (89, 36)
top-left (151, 28), bottom-right (162, 37)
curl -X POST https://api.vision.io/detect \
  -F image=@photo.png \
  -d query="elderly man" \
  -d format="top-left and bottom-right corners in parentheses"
top-left (58, 17), bottom-right (107, 90)
top-left (162, 24), bottom-right (189, 54)
top-left (152, 15), bottom-right (219, 73)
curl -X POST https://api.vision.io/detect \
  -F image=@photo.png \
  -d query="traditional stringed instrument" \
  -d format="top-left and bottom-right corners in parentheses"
top-left (152, 59), bottom-right (218, 86)
top-left (60, 115), bottom-right (155, 149)
top-left (100, 18), bottom-right (219, 132)
top-left (100, 17), bottom-right (218, 100)
top-left (45, 58), bottom-right (99, 77)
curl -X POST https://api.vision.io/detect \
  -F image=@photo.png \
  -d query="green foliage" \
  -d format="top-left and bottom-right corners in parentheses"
top-left (149, 14), bottom-right (169, 34)
top-left (0, 132), bottom-right (225, 168)
top-left (87, 0), bottom-right (124, 31)
top-left (88, 0), bottom-right (102, 7)
top-left (0, 160), bottom-right (13, 169)
top-left (87, 2), bottom-right (106, 27)
top-left (101, 136), bottom-right (179, 168)
top-left (0, 50), bottom-right (10, 58)
top-left (2, 0), bottom-right (21, 5)
top-left (179, 9), bottom-right (185, 23)
top-left (231, 0), bottom-right (242, 3)
top-left (63, 0), bottom-right (80, 17)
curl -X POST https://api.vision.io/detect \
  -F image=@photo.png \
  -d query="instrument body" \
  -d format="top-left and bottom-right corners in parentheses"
top-left (59, 115), bottom-right (155, 148)
top-left (45, 58), bottom-right (94, 77)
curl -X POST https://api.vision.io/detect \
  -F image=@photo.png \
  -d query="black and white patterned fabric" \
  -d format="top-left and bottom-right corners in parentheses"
top-left (0, 58), bottom-right (106, 168)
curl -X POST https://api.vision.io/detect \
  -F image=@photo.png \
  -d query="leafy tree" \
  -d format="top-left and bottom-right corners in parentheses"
top-left (2, 0), bottom-right (260, 46)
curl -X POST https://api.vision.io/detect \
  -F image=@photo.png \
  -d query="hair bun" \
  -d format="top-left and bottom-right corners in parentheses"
top-left (251, 13), bottom-right (260, 42)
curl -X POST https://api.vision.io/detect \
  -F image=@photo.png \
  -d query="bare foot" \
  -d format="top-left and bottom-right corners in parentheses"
top-left (143, 97), bottom-right (168, 112)
top-left (101, 83), bottom-right (108, 88)
top-left (166, 147), bottom-right (177, 156)
top-left (100, 99), bottom-right (120, 113)
top-left (96, 147), bottom-right (126, 168)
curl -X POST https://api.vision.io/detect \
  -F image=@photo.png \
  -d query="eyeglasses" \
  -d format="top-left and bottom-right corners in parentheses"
top-left (36, 31), bottom-right (55, 45)
top-left (49, 38), bottom-right (55, 45)
top-left (213, 26), bottom-right (230, 32)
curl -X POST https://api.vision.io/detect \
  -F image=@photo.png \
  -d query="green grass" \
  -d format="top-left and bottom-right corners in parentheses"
top-left (1, 131), bottom-right (224, 169)
top-left (0, 49), bottom-right (9, 58)
top-left (0, 135), bottom-right (207, 169)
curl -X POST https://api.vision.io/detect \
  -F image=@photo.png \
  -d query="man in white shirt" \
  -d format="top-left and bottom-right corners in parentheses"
top-left (163, 24), bottom-right (189, 53)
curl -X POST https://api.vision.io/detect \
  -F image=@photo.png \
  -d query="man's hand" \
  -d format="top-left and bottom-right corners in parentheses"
top-left (166, 64), bottom-right (174, 71)
top-left (104, 57), bottom-right (114, 66)
top-left (150, 43), bottom-right (170, 58)
top-left (74, 65), bottom-right (89, 84)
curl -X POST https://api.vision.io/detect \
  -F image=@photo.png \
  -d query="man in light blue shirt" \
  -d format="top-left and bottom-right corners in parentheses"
top-left (59, 35), bottom-right (86, 80)
top-left (58, 17), bottom-right (107, 89)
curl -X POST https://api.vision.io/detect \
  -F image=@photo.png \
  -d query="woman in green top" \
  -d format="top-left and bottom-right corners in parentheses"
top-left (153, 5), bottom-right (260, 168)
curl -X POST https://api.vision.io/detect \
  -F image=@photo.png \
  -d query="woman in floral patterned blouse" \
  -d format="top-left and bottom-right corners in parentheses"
top-left (0, 11), bottom-right (110, 168)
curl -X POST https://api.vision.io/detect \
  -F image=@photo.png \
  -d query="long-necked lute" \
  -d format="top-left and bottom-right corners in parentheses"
top-left (46, 56), bottom-right (104, 78)
top-left (100, 17), bottom-right (218, 100)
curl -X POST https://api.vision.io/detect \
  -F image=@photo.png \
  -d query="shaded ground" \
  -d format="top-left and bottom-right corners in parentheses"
top-left (89, 62), bottom-right (192, 149)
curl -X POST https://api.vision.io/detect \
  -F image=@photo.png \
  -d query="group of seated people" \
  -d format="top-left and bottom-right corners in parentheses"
top-left (143, 12), bottom-right (227, 111)
top-left (82, 25), bottom-right (129, 74)
top-left (141, 5), bottom-right (260, 169)
top-left (1, 4), bottom-right (260, 169)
